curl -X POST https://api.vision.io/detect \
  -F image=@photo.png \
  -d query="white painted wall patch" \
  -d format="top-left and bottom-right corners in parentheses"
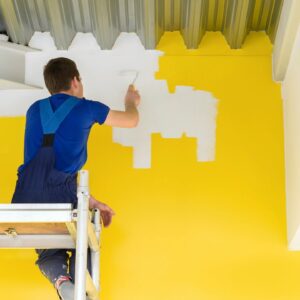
top-left (0, 33), bottom-right (218, 168)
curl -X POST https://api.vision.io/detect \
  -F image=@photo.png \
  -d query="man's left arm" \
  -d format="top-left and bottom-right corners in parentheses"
top-left (89, 195), bottom-right (116, 227)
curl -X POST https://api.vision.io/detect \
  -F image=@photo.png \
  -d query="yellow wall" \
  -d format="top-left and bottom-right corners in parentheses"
top-left (1, 32), bottom-right (299, 300)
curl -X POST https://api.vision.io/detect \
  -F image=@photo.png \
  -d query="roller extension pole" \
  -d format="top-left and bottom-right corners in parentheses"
top-left (75, 170), bottom-right (89, 300)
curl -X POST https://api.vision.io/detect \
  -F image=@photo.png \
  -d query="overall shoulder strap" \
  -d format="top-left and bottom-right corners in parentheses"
top-left (39, 97), bottom-right (79, 134)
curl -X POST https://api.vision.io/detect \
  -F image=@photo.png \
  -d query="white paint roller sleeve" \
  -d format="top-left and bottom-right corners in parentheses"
top-left (119, 70), bottom-right (139, 85)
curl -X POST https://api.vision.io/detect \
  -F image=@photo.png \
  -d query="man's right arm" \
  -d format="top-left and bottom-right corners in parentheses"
top-left (104, 84), bottom-right (140, 128)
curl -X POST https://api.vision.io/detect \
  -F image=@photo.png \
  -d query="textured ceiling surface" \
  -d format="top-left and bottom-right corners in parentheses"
top-left (0, 0), bottom-right (283, 49)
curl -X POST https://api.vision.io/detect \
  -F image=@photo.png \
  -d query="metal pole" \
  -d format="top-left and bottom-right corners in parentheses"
top-left (74, 170), bottom-right (89, 300)
top-left (91, 209), bottom-right (101, 291)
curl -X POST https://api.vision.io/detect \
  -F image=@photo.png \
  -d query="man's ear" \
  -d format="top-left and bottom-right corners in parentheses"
top-left (72, 76), bottom-right (79, 89)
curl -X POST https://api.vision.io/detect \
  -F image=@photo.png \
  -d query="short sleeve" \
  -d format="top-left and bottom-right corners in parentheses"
top-left (86, 100), bottom-right (110, 125)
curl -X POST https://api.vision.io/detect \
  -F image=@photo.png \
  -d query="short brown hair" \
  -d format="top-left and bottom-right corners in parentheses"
top-left (43, 57), bottom-right (80, 94)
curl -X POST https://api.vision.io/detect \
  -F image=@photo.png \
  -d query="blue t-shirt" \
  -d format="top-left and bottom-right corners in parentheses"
top-left (20, 93), bottom-right (110, 174)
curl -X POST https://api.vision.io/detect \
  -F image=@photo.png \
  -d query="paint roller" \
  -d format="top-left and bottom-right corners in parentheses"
top-left (119, 70), bottom-right (139, 87)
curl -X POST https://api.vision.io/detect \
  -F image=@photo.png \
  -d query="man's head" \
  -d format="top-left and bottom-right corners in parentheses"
top-left (43, 57), bottom-right (83, 98)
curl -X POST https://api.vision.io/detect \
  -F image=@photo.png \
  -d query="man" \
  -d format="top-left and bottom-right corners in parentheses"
top-left (11, 57), bottom-right (140, 299)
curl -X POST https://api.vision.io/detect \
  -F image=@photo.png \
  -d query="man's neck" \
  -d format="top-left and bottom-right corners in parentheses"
top-left (55, 90), bottom-right (73, 96)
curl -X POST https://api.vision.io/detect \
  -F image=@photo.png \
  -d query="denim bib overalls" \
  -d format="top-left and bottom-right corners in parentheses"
top-left (11, 97), bottom-right (87, 288)
top-left (12, 97), bottom-right (79, 205)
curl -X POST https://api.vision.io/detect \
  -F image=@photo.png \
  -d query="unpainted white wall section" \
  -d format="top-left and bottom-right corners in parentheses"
top-left (273, 0), bottom-right (300, 81)
top-left (282, 23), bottom-right (300, 250)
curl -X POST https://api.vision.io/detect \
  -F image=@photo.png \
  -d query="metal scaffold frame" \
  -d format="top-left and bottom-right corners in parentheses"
top-left (0, 170), bottom-right (101, 300)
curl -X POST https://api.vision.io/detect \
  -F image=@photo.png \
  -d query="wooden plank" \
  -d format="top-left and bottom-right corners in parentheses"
top-left (86, 271), bottom-right (99, 300)
top-left (65, 222), bottom-right (77, 240)
top-left (66, 221), bottom-right (99, 252)
top-left (0, 223), bottom-right (69, 235)
top-left (88, 222), bottom-right (100, 252)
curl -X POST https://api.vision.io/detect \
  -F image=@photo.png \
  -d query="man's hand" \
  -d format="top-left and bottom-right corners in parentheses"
top-left (125, 84), bottom-right (140, 107)
top-left (104, 84), bottom-right (140, 128)
top-left (89, 195), bottom-right (116, 227)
